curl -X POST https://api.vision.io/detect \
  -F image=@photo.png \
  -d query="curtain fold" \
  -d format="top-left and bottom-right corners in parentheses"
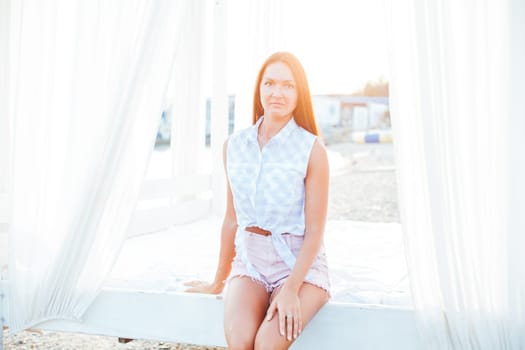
top-left (8, 0), bottom-right (188, 332)
top-left (0, 0), bottom-right (10, 274)
top-left (387, 0), bottom-right (525, 348)
top-left (228, 0), bottom-right (284, 132)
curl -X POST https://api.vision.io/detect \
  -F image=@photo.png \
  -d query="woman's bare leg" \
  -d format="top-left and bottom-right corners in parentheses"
top-left (224, 276), bottom-right (270, 350)
top-left (254, 283), bottom-right (329, 350)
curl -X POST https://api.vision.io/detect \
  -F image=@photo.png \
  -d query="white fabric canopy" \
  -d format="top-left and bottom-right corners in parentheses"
top-left (0, 0), bottom-right (10, 274)
top-left (387, 0), bottom-right (525, 348)
top-left (7, 0), bottom-right (188, 332)
top-left (227, 0), bottom-right (284, 132)
top-left (5, 0), bottom-right (524, 347)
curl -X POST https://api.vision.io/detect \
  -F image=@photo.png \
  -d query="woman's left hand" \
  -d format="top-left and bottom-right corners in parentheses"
top-left (266, 286), bottom-right (302, 341)
top-left (183, 280), bottom-right (224, 294)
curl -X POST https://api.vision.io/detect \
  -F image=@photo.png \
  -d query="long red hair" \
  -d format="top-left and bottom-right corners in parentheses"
top-left (252, 52), bottom-right (319, 135)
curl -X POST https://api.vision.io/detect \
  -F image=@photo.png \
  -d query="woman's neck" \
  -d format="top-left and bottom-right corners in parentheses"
top-left (259, 114), bottom-right (292, 139)
top-left (257, 115), bottom-right (292, 149)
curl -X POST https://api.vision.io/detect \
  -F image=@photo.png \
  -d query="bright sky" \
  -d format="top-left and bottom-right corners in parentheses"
top-left (224, 0), bottom-right (389, 95)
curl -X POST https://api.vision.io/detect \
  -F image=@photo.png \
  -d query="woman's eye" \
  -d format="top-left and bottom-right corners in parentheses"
top-left (264, 81), bottom-right (272, 87)
top-left (286, 84), bottom-right (295, 89)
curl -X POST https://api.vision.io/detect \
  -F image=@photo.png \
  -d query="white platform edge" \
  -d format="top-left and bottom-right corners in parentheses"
top-left (0, 280), bottom-right (421, 349)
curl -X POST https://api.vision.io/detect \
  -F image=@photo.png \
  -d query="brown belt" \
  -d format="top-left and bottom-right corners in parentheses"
top-left (245, 226), bottom-right (272, 236)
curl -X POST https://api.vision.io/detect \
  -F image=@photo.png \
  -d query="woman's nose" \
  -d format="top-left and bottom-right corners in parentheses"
top-left (270, 85), bottom-right (283, 96)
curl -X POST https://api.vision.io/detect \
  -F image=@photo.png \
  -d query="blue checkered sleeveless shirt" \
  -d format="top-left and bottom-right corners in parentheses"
top-left (227, 116), bottom-right (317, 273)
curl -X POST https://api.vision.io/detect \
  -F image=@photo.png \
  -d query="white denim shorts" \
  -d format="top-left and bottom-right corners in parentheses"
top-left (228, 230), bottom-right (331, 294)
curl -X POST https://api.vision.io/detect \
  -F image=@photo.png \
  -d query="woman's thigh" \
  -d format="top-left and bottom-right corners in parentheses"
top-left (254, 282), bottom-right (329, 350)
top-left (224, 276), bottom-right (270, 349)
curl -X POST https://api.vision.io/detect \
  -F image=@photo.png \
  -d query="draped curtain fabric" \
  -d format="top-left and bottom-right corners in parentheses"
top-left (227, 0), bottom-right (284, 132)
top-left (7, 0), bottom-right (188, 332)
top-left (0, 0), bottom-right (10, 275)
top-left (387, 0), bottom-right (525, 348)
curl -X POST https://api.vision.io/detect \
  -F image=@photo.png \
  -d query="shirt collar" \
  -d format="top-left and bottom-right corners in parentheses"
top-left (249, 116), bottom-right (298, 145)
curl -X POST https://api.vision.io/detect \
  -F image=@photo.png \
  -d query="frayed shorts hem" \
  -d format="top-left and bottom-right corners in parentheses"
top-left (227, 273), bottom-right (331, 298)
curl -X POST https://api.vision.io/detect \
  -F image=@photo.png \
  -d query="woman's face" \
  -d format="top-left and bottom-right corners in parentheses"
top-left (259, 62), bottom-right (298, 120)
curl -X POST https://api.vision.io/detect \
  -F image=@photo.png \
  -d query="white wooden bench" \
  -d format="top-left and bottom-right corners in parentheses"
top-left (0, 281), bottom-right (421, 349)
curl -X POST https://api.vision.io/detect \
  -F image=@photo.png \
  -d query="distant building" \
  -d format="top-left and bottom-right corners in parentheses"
top-left (312, 95), bottom-right (390, 144)
top-left (155, 95), bottom-right (390, 148)
top-left (312, 96), bottom-right (341, 126)
top-left (315, 95), bottom-right (389, 127)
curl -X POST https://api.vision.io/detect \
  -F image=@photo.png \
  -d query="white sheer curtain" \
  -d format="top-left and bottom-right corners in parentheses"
top-left (227, 0), bottom-right (284, 132)
top-left (7, 0), bottom-right (187, 332)
top-left (0, 0), bottom-right (10, 276)
top-left (387, 0), bottom-right (525, 348)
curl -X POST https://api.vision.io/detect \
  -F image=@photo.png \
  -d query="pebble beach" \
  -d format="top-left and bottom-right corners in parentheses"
top-left (2, 141), bottom-right (400, 350)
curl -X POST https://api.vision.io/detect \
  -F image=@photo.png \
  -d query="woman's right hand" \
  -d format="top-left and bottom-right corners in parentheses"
top-left (184, 280), bottom-right (224, 294)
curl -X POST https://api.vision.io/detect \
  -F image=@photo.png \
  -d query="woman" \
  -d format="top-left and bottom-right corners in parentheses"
top-left (185, 52), bottom-right (330, 349)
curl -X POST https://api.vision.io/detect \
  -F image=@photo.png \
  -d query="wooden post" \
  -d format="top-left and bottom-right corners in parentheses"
top-left (211, 0), bottom-right (228, 217)
top-left (508, 0), bottom-right (525, 329)
top-left (170, 0), bottom-right (206, 179)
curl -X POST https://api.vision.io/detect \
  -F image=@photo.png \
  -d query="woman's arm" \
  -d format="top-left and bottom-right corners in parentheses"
top-left (282, 139), bottom-right (329, 291)
top-left (266, 138), bottom-right (329, 337)
top-left (185, 139), bottom-right (237, 294)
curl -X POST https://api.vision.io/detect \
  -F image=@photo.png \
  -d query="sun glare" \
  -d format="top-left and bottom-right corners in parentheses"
top-left (226, 0), bottom-right (389, 95)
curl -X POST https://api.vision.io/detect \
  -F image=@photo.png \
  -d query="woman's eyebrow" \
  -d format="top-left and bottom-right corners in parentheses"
top-left (262, 76), bottom-right (295, 83)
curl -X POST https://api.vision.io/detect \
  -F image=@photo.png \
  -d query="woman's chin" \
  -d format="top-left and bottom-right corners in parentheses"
top-left (265, 111), bottom-right (293, 120)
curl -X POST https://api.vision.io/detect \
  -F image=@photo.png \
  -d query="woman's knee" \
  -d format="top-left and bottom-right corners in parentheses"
top-left (226, 331), bottom-right (257, 350)
top-left (254, 335), bottom-right (292, 350)
top-left (224, 277), bottom-right (270, 349)
top-left (254, 322), bottom-right (292, 350)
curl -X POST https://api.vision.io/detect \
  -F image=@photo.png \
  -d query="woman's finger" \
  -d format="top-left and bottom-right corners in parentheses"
top-left (293, 312), bottom-right (302, 339)
top-left (278, 309), bottom-right (286, 337)
top-left (184, 286), bottom-right (202, 293)
top-left (183, 280), bottom-right (205, 287)
top-left (297, 309), bottom-right (303, 336)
